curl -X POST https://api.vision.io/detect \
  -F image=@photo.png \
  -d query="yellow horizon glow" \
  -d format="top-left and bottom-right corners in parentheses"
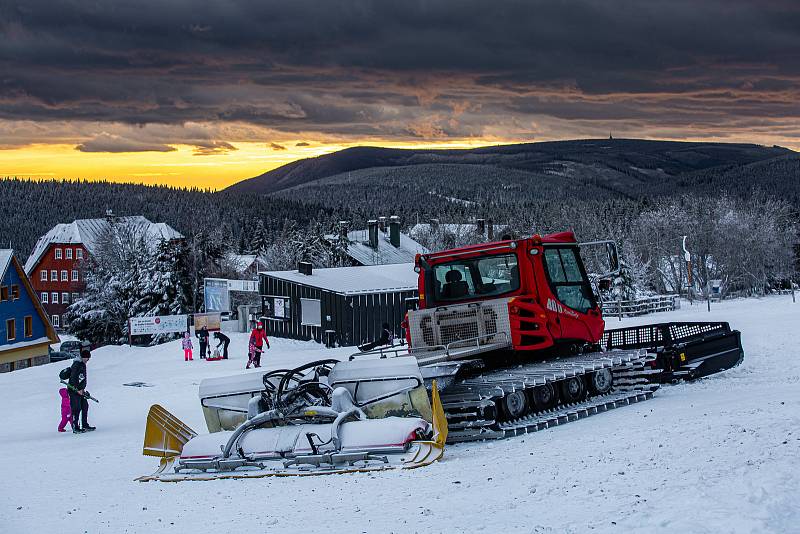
top-left (2, 134), bottom-right (797, 190)
top-left (0, 138), bottom-right (516, 190)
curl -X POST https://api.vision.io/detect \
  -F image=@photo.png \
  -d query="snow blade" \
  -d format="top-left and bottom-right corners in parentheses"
top-left (136, 382), bottom-right (447, 482)
top-left (142, 404), bottom-right (198, 459)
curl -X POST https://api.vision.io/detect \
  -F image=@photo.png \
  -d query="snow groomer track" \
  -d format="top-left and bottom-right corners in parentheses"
top-left (438, 349), bottom-right (658, 442)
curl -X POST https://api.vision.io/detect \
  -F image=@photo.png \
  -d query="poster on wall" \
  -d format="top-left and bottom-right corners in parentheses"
top-left (262, 296), bottom-right (290, 320)
top-left (193, 312), bottom-right (222, 331)
top-left (129, 315), bottom-right (188, 335)
top-left (203, 279), bottom-right (230, 312)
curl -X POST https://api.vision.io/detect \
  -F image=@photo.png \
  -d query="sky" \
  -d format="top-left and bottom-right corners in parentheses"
top-left (1, 0), bottom-right (798, 190)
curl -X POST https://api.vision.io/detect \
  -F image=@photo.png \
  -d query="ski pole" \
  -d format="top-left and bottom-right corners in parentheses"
top-left (60, 380), bottom-right (100, 403)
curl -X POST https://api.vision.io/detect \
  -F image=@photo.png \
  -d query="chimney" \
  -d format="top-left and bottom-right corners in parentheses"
top-left (368, 220), bottom-right (379, 249)
top-left (298, 261), bottom-right (313, 275)
top-left (378, 216), bottom-right (387, 232)
top-left (338, 220), bottom-right (349, 238)
top-left (389, 216), bottom-right (401, 248)
top-left (487, 219), bottom-right (494, 241)
top-left (476, 218), bottom-right (486, 237)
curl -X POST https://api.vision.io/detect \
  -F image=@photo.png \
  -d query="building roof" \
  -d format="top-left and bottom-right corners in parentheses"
top-left (1, 249), bottom-right (60, 345)
top-left (330, 229), bottom-right (428, 266)
top-left (24, 216), bottom-right (183, 274)
top-left (227, 253), bottom-right (266, 274)
top-left (261, 263), bottom-right (418, 295)
top-left (0, 250), bottom-right (11, 279)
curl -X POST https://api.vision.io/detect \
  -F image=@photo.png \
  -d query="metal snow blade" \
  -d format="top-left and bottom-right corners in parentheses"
top-left (136, 382), bottom-right (447, 482)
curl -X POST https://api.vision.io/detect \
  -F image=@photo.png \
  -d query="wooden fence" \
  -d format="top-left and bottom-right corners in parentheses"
top-left (601, 294), bottom-right (679, 318)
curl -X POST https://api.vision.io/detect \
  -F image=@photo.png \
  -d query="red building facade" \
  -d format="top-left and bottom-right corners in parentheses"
top-left (29, 243), bottom-right (88, 328)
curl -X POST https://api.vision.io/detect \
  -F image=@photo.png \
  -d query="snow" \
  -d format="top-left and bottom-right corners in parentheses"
top-left (2, 295), bottom-right (799, 533)
top-left (262, 262), bottom-right (418, 295)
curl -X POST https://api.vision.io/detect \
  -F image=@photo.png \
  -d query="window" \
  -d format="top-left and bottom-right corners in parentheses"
top-left (52, 315), bottom-right (60, 327)
top-left (40, 270), bottom-right (47, 281)
top-left (62, 292), bottom-right (70, 304)
top-left (0, 286), bottom-right (7, 301)
top-left (11, 285), bottom-right (19, 300)
top-left (300, 298), bottom-right (322, 327)
top-left (72, 270), bottom-right (78, 281)
top-left (42, 292), bottom-right (48, 303)
top-left (6, 318), bottom-right (16, 341)
top-left (72, 292), bottom-right (79, 302)
top-left (51, 270), bottom-right (57, 280)
top-left (55, 248), bottom-right (62, 259)
top-left (51, 292), bottom-right (58, 304)
top-left (76, 249), bottom-right (83, 260)
top-left (24, 316), bottom-right (32, 338)
top-left (66, 248), bottom-right (73, 259)
top-left (432, 253), bottom-right (521, 304)
top-left (542, 247), bottom-right (596, 314)
top-left (61, 270), bottom-right (68, 281)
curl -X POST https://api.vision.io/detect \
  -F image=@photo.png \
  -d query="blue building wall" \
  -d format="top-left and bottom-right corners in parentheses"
top-left (0, 259), bottom-right (48, 347)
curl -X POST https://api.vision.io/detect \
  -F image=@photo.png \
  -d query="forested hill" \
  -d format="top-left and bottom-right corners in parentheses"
top-left (227, 139), bottom-right (792, 195)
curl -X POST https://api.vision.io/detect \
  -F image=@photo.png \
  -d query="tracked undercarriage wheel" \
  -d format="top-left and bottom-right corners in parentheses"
top-left (560, 376), bottom-right (587, 404)
top-left (530, 383), bottom-right (557, 411)
top-left (589, 369), bottom-right (613, 395)
top-left (502, 390), bottom-right (529, 420)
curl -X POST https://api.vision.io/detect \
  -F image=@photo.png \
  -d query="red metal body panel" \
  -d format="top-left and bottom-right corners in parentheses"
top-left (412, 231), bottom-right (605, 352)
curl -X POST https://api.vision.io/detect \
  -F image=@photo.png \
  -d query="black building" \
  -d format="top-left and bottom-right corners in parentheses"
top-left (260, 263), bottom-right (418, 347)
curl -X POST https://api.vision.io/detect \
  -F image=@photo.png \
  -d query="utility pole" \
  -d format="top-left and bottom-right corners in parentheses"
top-left (682, 236), bottom-right (692, 305)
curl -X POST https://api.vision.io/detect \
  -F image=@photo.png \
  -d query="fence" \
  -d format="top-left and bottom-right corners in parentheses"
top-left (601, 294), bottom-right (679, 318)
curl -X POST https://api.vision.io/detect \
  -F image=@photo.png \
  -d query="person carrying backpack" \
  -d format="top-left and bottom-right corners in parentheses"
top-left (67, 349), bottom-right (95, 434)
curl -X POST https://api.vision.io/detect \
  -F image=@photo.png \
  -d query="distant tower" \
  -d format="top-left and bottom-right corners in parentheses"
top-left (609, 132), bottom-right (614, 140)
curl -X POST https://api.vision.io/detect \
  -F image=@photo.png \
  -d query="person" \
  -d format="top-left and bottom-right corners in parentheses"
top-left (57, 387), bottom-right (72, 432)
top-left (68, 349), bottom-right (95, 433)
top-left (196, 325), bottom-right (209, 359)
top-left (182, 332), bottom-right (193, 361)
top-left (246, 322), bottom-right (270, 369)
top-left (213, 331), bottom-right (231, 359)
top-left (359, 323), bottom-right (394, 352)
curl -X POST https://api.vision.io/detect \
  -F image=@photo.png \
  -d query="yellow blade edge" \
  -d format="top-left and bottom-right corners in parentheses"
top-left (142, 404), bottom-right (197, 459)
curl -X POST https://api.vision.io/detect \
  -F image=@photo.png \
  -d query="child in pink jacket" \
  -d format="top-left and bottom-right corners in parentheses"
top-left (57, 387), bottom-right (72, 432)
top-left (182, 332), bottom-right (194, 361)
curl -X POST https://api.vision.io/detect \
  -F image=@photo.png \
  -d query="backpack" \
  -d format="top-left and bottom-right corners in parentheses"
top-left (59, 365), bottom-right (72, 381)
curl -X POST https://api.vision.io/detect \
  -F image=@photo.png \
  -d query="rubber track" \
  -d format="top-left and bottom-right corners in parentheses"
top-left (438, 349), bottom-right (658, 443)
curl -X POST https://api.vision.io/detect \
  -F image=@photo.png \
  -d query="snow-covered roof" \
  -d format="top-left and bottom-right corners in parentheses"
top-left (227, 253), bottom-right (266, 274)
top-left (0, 249), bottom-right (12, 279)
top-left (24, 216), bottom-right (183, 273)
top-left (332, 229), bottom-right (428, 266)
top-left (261, 263), bottom-right (418, 295)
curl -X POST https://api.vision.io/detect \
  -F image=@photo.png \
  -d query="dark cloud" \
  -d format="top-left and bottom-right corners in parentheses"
top-left (0, 1), bottom-right (799, 144)
top-left (75, 133), bottom-right (177, 153)
top-left (295, 142), bottom-right (310, 147)
top-left (193, 141), bottom-right (237, 156)
top-left (269, 142), bottom-right (286, 150)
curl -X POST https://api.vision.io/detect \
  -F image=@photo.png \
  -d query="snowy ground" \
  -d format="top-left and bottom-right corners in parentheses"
top-left (1, 296), bottom-right (798, 534)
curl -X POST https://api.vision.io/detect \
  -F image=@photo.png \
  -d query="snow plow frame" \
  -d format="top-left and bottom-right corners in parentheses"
top-left (136, 381), bottom-right (448, 482)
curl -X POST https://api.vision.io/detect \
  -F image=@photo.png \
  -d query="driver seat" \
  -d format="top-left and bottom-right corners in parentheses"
top-left (442, 270), bottom-right (469, 298)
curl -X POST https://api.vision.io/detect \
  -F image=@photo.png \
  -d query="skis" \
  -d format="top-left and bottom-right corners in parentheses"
top-left (60, 380), bottom-right (100, 403)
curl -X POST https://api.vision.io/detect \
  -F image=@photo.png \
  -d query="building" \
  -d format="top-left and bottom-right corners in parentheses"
top-left (226, 253), bottom-right (268, 279)
top-left (24, 213), bottom-right (182, 329)
top-left (328, 216), bottom-right (428, 266)
top-left (0, 250), bottom-right (60, 373)
top-left (260, 262), bottom-right (418, 347)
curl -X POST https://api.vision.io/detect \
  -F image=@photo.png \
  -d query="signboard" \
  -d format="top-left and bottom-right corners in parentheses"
top-left (204, 279), bottom-right (229, 312)
top-left (194, 312), bottom-right (222, 332)
top-left (129, 315), bottom-right (188, 335)
top-left (262, 295), bottom-right (291, 320)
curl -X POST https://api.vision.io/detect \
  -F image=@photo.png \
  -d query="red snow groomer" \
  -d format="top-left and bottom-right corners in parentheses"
top-left (400, 231), bottom-right (744, 442)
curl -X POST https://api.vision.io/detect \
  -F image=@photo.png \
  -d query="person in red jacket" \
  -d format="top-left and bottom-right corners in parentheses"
top-left (246, 322), bottom-right (270, 369)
